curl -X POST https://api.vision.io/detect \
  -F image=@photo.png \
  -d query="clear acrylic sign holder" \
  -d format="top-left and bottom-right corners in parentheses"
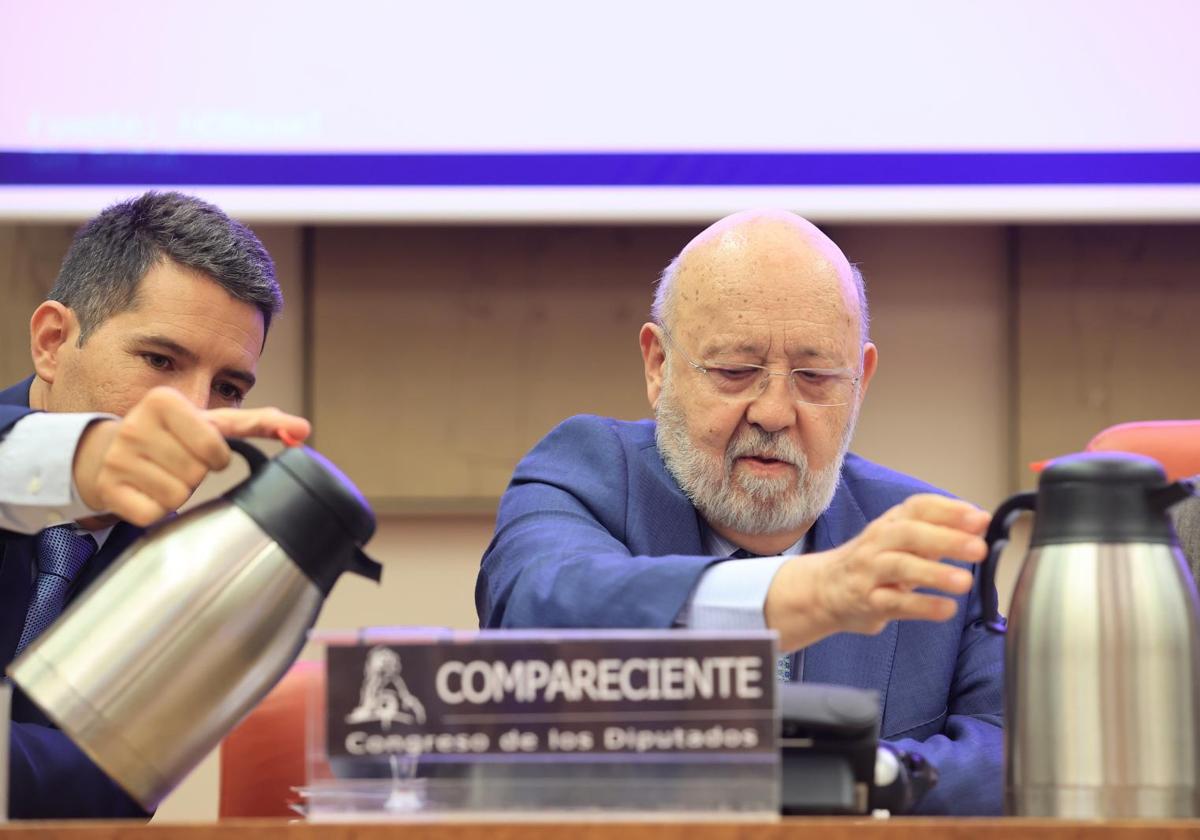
top-left (298, 627), bottom-right (780, 822)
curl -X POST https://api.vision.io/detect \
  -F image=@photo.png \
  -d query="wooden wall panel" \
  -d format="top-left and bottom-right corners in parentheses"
top-left (828, 225), bottom-right (1011, 510)
top-left (311, 225), bottom-right (693, 510)
top-left (0, 224), bottom-right (76, 384)
top-left (1016, 226), bottom-right (1200, 487)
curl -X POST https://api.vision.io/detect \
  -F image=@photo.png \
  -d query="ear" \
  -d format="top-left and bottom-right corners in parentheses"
top-left (29, 301), bottom-right (77, 385)
top-left (639, 322), bottom-right (667, 410)
top-left (855, 341), bottom-right (879, 407)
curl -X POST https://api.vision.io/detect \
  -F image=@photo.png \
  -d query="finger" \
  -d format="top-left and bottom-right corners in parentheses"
top-left (877, 552), bottom-right (974, 594)
top-left (138, 388), bottom-right (230, 470)
top-left (891, 494), bottom-right (991, 534)
top-left (112, 417), bottom-right (214, 489)
top-left (874, 518), bottom-right (988, 564)
top-left (867, 588), bottom-right (960, 623)
top-left (106, 456), bottom-right (197, 514)
top-left (102, 483), bottom-right (172, 528)
top-left (204, 407), bottom-right (312, 443)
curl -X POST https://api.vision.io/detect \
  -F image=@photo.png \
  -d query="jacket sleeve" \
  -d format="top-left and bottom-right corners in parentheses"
top-left (886, 575), bottom-right (1004, 816)
top-left (477, 416), bottom-right (719, 630)
top-left (8, 720), bottom-right (149, 819)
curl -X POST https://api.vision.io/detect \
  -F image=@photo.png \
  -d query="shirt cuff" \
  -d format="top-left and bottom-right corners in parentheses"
top-left (679, 555), bottom-right (790, 631)
top-left (0, 411), bottom-right (115, 532)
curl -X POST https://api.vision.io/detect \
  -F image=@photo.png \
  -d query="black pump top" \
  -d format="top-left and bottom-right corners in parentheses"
top-left (1039, 451), bottom-right (1167, 488)
top-left (273, 445), bottom-right (376, 547)
top-left (226, 442), bottom-right (380, 594)
top-left (1031, 452), bottom-right (1175, 547)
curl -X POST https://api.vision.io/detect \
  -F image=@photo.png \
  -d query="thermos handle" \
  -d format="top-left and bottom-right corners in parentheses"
top-left (225, 438), bottom-right (270, 474)
top-left (977, 492), bottom-right (1038, 634)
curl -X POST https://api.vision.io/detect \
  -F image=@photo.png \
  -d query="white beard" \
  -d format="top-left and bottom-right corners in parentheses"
top-left (654, 375), bottom-right (855, 536)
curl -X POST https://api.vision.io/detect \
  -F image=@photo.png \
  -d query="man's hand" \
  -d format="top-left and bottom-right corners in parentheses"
top-left (765, 494), bottom-right (990, 651)
top-left (71, 387), bottom-right (312, 527)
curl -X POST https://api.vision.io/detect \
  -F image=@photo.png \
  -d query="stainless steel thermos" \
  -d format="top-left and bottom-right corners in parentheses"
top-left (8, 440), bottom-right (382, 810)
top-left (978, 452), bottom-right (1200, 818)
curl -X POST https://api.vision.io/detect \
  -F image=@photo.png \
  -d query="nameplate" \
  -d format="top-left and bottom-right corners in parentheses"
top-left (325, 632), bottom-right (777, 762)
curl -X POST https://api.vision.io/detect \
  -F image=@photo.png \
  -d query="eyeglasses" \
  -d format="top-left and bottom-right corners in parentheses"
top-left (658, 326), bottom-right (862, 407)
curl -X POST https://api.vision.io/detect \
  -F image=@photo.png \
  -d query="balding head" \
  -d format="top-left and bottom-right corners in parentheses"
top-left (638, 209), bottom-right (880, 553)
top-left (652, 210), bottom-right (869, 344)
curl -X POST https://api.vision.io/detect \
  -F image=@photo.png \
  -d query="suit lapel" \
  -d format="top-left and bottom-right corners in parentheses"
top-left (0, 377), bottom-right (37, 663)
top-left (0, 535), bottom-right (35, 664)
top-left (802, 479), bottom-right (899, 709)
top-left (635, 444), bottom-right (705, 557)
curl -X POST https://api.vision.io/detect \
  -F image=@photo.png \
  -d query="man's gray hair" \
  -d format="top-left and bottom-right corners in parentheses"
top-left (651, 255), bottom-right (871, 342)
top-left (49, 191), bottom-right (281, 344)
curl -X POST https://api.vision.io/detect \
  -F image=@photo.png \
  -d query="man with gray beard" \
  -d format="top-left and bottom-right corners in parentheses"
top-left (477, 210), bottom-right (1002, 815)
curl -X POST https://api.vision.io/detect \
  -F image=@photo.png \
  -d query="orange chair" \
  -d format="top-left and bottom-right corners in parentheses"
top-left (218, 659), bottom-right (327, 818)
top-left (1084, 420), bottom-right (1200, 481)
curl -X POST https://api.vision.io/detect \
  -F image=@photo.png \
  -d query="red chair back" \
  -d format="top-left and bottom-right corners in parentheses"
top-left (218, 660), bottom-right (327, 818)
top-left (1085, 420), bottom-right (1200, 481)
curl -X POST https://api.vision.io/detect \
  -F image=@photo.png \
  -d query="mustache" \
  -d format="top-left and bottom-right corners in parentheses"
top-left (725, 428), bottom-right (804, 467)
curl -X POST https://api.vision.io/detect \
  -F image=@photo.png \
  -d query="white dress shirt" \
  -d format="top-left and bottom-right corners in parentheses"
top-left (680, 528), bottom-right (806, 630)
top-left (0, 411), bottom-right (114, 539)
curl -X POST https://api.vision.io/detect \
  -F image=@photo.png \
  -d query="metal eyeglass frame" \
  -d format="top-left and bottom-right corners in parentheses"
top-left (656, 325), bottom-right (862, 407)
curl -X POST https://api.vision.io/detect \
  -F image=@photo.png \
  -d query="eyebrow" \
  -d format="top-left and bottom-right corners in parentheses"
top-left (130, 334), bottom-right (257, 390)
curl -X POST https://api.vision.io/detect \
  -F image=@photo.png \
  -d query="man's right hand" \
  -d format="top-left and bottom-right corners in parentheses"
top-left (71, 387), bottom-right (312, 527)
top-left (764, 494), bottom-right (991, 652)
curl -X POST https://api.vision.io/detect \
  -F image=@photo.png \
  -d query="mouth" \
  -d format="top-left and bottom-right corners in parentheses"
top-left (736, 455), bottom-right (795, 472)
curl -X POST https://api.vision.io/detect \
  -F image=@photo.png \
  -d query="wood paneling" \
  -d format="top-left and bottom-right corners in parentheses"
top-left (828, 225), bottom-right (1011, 510)
top-left (0, 224), bottom-right (76, 384)
top-left (1016, 226), bottom-right (1200, 488)
top-left (311, 226), bottom-right (693, 508)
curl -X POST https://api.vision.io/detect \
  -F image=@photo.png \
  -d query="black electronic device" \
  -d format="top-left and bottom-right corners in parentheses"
top-left (778, 682), bottom-right (937, 815)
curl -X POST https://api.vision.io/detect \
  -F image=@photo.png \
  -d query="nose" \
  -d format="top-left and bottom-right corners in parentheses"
top-left (744, 372), bottom-right (797, 433)
top-left (175, 375), bottom-right (212, 410)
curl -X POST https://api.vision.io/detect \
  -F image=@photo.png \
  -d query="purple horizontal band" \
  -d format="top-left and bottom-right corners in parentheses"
top-left (2, 151), bottom-right (1199, 186)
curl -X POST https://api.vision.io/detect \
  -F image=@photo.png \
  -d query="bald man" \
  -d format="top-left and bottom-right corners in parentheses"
top-left (477, 211), bottom-right (1002, 815)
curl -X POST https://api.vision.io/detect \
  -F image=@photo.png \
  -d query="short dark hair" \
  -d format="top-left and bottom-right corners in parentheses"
top-left (49, 191), bottom-right (282, 344)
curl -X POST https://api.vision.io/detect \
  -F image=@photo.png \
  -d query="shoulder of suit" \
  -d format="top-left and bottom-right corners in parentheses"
top-left (0, 377), bottom-right (34, 407)
top-left (544, 414), bottom-right (656, 450)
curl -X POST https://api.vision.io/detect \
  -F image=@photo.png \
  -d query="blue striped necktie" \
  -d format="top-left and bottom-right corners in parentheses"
top-left (15, 526), bottom-right (97, 655)
top-left (730, 548), bottom-right (794, 682)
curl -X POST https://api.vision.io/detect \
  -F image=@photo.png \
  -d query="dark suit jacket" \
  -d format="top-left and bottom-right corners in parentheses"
top-left (478, 415), bottom-right (1004, 816)
top-left (0, 377), bottom-right (147, 818)
top-left (1172, 480), bottom-right (1200, 581)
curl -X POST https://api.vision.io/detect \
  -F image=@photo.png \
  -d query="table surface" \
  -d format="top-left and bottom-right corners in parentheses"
top-left (3, 819), bottom-right (1200, 839)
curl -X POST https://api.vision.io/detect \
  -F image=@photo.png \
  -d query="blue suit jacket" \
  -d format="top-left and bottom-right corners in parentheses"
top-left (478, 415), bottom-right (1003, 815)
top-left (0, 377), bottom-right (147, 819)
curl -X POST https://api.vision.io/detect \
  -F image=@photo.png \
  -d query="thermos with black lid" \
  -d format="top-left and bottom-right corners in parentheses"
top-left (978, 452), bottom-right (1200, 818)
top-left (9, 440), bottom-right (382, 810)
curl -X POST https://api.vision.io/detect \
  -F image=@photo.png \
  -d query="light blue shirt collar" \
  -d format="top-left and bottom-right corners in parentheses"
top-left (702, 525), bottom-right (807, 559)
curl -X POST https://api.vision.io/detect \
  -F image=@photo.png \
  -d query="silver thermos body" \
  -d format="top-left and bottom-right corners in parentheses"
top-left (980, 453), bottom-right (1200, 818)
top-left (8, 441), bottom-right (381, 810)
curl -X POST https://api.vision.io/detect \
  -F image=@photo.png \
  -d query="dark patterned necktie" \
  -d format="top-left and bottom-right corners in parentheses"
top-left (15, 526), bottom-right (97, 655)
top-left (730, 548), bottom-right (794, 682)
